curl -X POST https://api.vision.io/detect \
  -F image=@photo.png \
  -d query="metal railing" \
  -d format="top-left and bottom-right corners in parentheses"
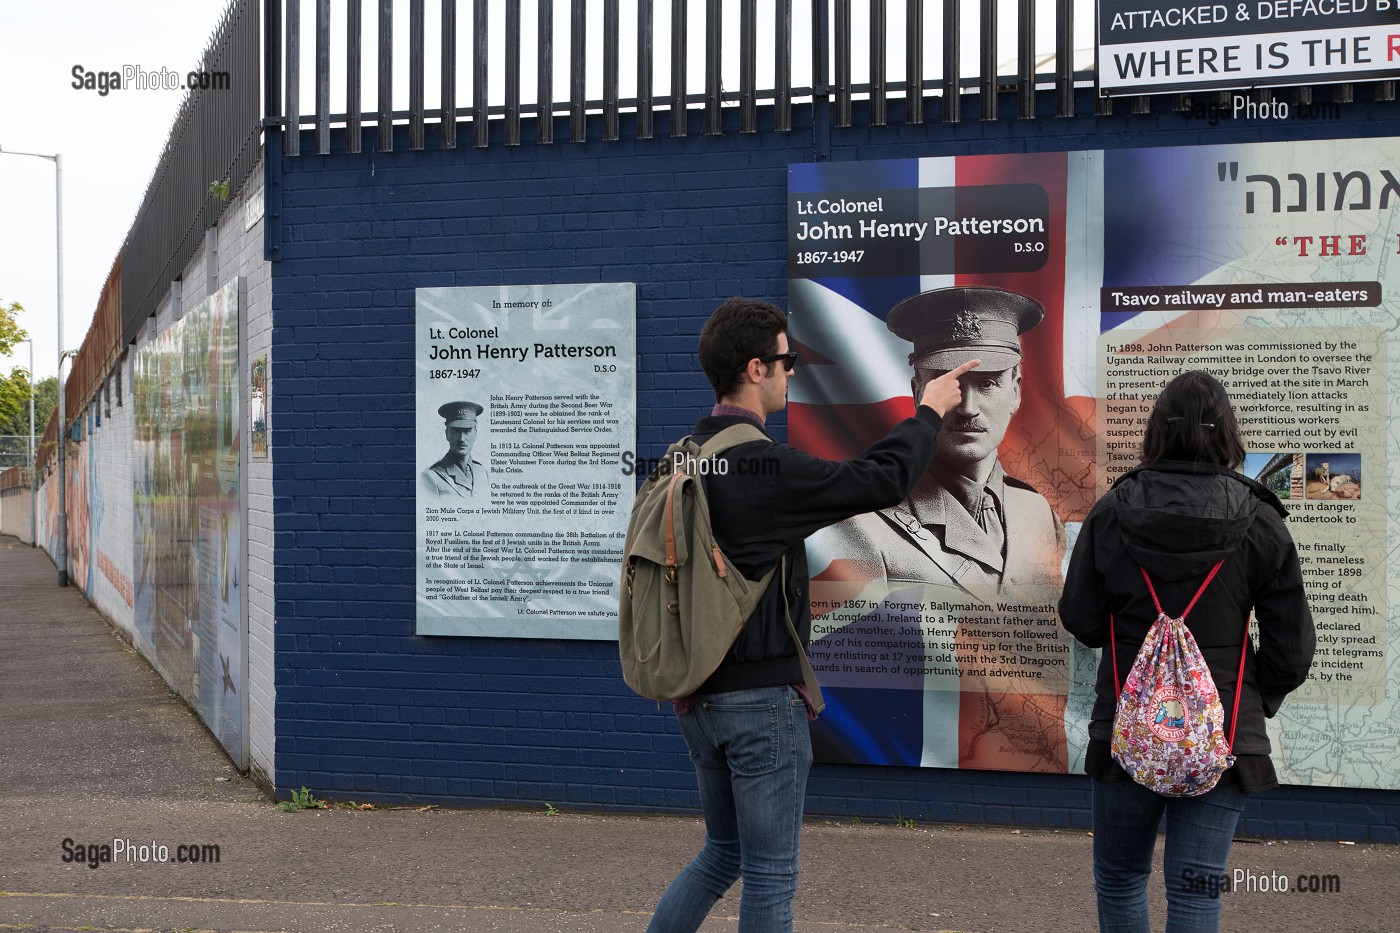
top-left (119, 0), bottom-right (260, 347)
top-left (264, 0), bottom-right (1396, 158)
top-left (65, 258), bottom-right (122, 439)
top-left (267, 0), bottom-right (1094, 157)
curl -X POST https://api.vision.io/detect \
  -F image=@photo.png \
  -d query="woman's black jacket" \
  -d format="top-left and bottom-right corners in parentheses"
top-left (1058, 461), bottom-right (1315, 787)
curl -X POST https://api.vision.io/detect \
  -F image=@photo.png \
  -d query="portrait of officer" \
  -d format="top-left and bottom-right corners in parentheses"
top-left (421, 401), bottom-right (485, 498)
top-left (826, 286), bottom-right (1065, 595)
top-left (810, 287), bottom-right (1071, 772)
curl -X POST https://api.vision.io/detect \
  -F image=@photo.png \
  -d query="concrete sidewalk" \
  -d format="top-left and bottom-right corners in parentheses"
top-left (0, 535), bottom-right (1393, 932)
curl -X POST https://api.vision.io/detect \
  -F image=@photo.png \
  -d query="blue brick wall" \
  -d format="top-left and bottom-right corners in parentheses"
top-left (271, 90), bottom-right (1400, 840)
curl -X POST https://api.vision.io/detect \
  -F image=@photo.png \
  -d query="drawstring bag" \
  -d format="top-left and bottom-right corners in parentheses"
top-left (1110, 561), bottom-right (1248, 797)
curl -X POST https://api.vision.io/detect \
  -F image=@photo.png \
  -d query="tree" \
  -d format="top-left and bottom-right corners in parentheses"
top-left (0, 299), bottom-right (32, 434)
top-left (0, 375), bottom-right (57, 439)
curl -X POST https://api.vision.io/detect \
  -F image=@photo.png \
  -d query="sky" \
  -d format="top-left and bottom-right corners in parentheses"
top-left (0, 0), bottom-right (1093, 385)
top-left (0, 0), bottom-right (233, 382)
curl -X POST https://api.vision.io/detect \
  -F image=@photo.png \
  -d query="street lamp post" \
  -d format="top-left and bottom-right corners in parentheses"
top-left (0, 145), bottom-right (66, 585)
top-left (19, 337), bottom-right (36, 547)
top-left (28, 335), bottom-right (34, 548)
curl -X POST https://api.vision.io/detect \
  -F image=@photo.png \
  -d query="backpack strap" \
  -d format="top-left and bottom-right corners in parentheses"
top-left (1110, 613), bottom-right (1121, 697)
top-left (1226, 618), bottom-right (1249, 752)
top-left (1110, 559), bottom-right (1226, 698)
top-left (661, 472), bottom-right (686, 578)
top-left (657, 424), bottom-right (769, 577)
top-left (696, 423), bottom-right (770, 460)
top-left (776, 554), bottom-right (826, 714)
top-left (1140, 561), bottom-right (1224, 622)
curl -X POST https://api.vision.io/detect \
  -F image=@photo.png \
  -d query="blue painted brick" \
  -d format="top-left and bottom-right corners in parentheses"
top-left (272, 96), bottom-right (1400, 839)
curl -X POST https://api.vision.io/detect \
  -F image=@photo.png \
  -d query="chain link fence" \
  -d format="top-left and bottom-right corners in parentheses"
top-left (0, 436), bottom-right (37, 471)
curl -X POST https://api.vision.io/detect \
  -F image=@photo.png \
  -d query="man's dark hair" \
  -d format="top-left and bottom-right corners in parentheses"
top-left (698, 297), bottom-right (787, 400)
top-left (1140, 370), bottom-right (1246, 470)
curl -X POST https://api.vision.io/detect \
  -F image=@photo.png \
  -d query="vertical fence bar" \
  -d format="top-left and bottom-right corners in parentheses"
top-left (1094, 92), bottom-right (1112, 115)
top-left (506, 0), bottom-right (521, 144)
top-left (870, 0), bottom-right (886, 125)
top-left (538, 0), bottom-right (554, 143)
top-left (378, 0), bottom-right (393, 151)
top-left (942, 0), bottom-right (960, 122)
top-left (1054, 0), bottom-right (1072, 116)
top-left (286, 0), bottom-right (301, 155)
top-left (265, 0), bottom-right (282, 126)
top-left (906, 0), bottom-right (923, 123)
top-left (834, 0), bottom-right (851, 127)
top-left (774, 0), bottom-right (791, 132)
top-left (474, 0), bottom-right (489, 146)
top-left (604, 0), bottom-right (620, 139)
top-left (980, 0), bottom-right (997, 120)
top-left (316, 0), bottom-right (331, 152)
top-left (441, 0), bottom-right (457, 148)
top-left (705, 0), bottom-right (722, 134)
top-left (1335, 83), bottom-right (1353, 103)
top-left (671, 0), bottom-right (687, 137)
top-left (739, 0), bottom-right (756, 132)
top-left (410, 0), bottom-right (425, 149)
top-left (571, 0), bottom-right (587, 142)
top-left (1017, 0), bottom-right (1034, 118)
top-left (1378, 80), bottom-right (1396, 102)
top-left (347, 0), bottom-right (362, 152)
top-left (638, 0), bottom-right (654, 138)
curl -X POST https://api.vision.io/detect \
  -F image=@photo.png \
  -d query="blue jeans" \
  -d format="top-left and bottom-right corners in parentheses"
top-left (1092, 777), bottom-right (1247, 933)
top-left (647, 685), bottom-right (813, 933)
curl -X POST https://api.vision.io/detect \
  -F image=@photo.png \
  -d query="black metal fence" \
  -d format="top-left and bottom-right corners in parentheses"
top-left (266, 0), bottom-right (1093, 157)
top-left (119, 0), bottom-right (260, 347)
top-left (264, 0), bottom-right (1395, 158)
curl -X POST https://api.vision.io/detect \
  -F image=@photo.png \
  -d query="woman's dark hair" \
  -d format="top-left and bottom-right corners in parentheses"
top-left (1140, 370), bottom-right (1246, 469)
top-left (698, 297), bottom-right (787, 400)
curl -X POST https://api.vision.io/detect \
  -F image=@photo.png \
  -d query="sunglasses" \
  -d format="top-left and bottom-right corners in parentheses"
top-left (737, 351), bottom-right (798, 373)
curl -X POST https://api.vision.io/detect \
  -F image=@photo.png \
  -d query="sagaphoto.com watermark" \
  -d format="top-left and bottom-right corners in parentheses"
top-left (61, 837), bottom-right (221, 870)
top-left (1180, 867), bottom-right (1343, 899)
top-left (1180, 93), bottom-right (1341, 126)
top-left (71, 64), bottom-right (231, 96)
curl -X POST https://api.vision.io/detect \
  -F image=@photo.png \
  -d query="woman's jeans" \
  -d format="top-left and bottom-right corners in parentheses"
top-left (647, 686), bottom-right (813, 933)
top-left (1092, 776), bottom-right (1247, 933)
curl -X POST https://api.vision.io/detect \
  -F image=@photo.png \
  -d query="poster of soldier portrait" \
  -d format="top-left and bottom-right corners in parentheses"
top-left (788, 139), bottom-right (1399, 789)
top-left (414, 282), bottom-right (636, 640)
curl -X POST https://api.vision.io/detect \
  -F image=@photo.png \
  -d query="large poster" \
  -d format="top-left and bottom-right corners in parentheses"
top-left (132, 278), bottom-right (244, 766)
top-left (415, 283), bottom-right (636, 639)
top-left (789, 138), bottom-right (1399, 789)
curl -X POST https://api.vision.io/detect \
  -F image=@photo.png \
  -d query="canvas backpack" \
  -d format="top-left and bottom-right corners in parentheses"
top-left (1109, 561), bottom-right (1249, 797)
top-left (618, 425), bottom-right (824, 707)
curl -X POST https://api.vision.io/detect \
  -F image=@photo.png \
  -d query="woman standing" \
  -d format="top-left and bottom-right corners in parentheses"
top-left (1059, 370), bottom-right (1315, 933)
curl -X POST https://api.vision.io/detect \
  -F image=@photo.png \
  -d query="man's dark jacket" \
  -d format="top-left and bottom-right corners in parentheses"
top-left (1058, 461), bottom-right (1316, 788)
top-left (691, 408), bottom-right (942, 695)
